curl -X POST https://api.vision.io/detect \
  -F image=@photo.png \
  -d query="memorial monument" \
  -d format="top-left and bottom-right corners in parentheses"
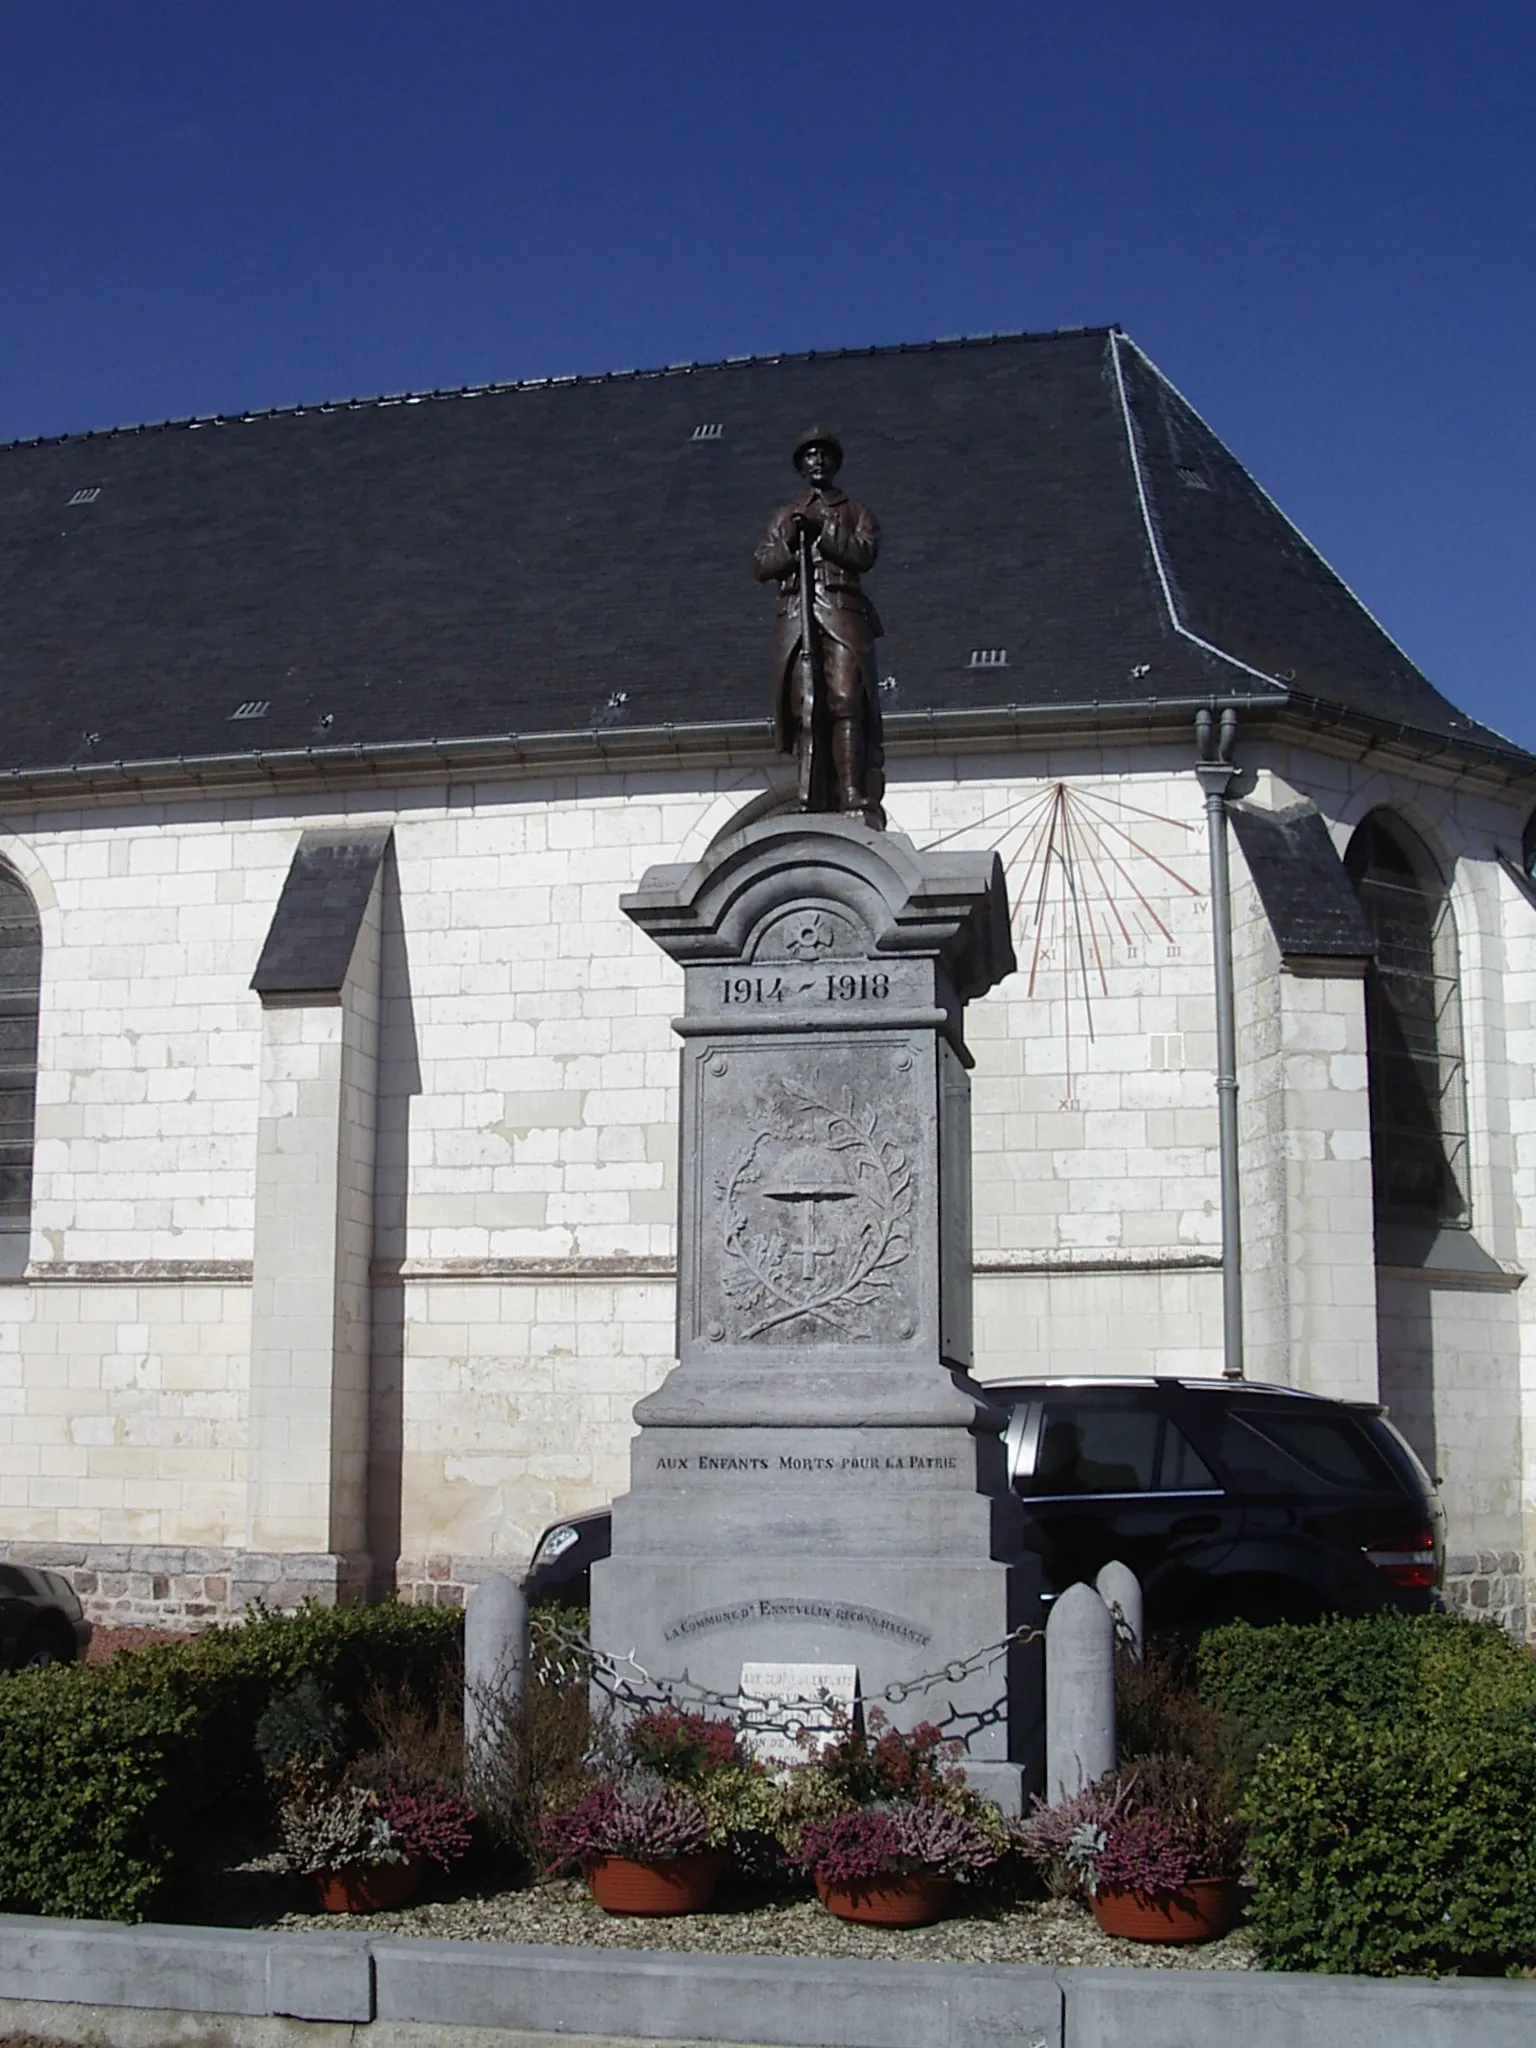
top-left (589, 438), bottom-right (1040, 1804)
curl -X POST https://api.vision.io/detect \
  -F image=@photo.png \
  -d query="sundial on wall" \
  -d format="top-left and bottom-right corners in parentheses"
top-left (922, 783), bottom-right (1205, 1107)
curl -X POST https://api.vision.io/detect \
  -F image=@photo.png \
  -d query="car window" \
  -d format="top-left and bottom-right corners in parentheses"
top-left (1216, 1410), bottom-right (1393, 1492)
top-left (1367, 1416), bottom-right (1436, 1496)
top-left (1258, 1415), bottom-right (1395, 1488)
top-left (1027, 1405), bottom-right (1159, 1495)
top-left (1158, 1422), bottom-right (1218, 1491)
top-left (0, 1565), bottom-right (31, 1596)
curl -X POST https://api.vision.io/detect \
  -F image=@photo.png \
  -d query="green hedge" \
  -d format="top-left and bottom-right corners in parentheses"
top-left (1195, 1612), bottom-right (1536, 1975)
top-left (1243, 1715), bottom-right (1536, 1975)
top-left (0, 1601), bottom-right (461, 1921)
top-left (1196, 1609), bottom-right (1536, 1742)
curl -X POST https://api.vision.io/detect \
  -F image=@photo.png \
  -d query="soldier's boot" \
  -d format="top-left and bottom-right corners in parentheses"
top-left (833, 712), bottom-right (866, 816)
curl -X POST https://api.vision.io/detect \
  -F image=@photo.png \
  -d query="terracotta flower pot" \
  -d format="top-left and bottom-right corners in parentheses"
top-left (586, 1851), bottom-right (726, 1916)
top-left (814, 1870), bottom-right (954, 1928)
top-left (1090, 1876), bottom-right (1241, 1944)
top-left (315, 1856), bottom-right (423, 1914)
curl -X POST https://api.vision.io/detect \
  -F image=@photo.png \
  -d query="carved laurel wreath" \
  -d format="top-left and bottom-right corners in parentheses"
top-left (718, 1077), bottom-right (914, 1341)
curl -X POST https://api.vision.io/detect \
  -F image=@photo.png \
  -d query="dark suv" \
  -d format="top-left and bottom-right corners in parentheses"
top-left (0, 1563), bottom-right (92, 1668)
top-left (524, 1378), bottom-right (1444, 1630)
top-left (996, 1378), bottom-right (1442, 1629)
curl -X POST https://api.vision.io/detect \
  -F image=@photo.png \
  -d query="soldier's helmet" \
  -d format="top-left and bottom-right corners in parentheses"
top-left (792, 426), bottom-right (844, 472)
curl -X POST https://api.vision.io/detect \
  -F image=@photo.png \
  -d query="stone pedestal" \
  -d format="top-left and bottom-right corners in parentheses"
top-left (591, 817), bottom-right (1041, 1801)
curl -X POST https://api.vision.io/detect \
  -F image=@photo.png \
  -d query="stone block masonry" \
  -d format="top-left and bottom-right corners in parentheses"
top-left (0, 750), bottom-right (1532, 1635)
top-left (0, 1540), bottom-right (358, 1626)
top-left (1444, 1549), bottom-right (1527, 1636)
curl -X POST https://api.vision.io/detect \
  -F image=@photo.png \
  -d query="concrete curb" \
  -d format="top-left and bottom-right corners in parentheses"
top-left (0, 1916), bottom-right (373, 2022)
top-left (1061, 1964), bottom-right (1536, 2048)
top-left (371, 1938), bottom-right (1059, 2048)
top-left (3, 1915), bottom-right (1536, 2048)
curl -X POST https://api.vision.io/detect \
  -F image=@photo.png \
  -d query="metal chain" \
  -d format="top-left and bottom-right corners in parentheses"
top-left (532, 1613), bottom-right (1043, 1745)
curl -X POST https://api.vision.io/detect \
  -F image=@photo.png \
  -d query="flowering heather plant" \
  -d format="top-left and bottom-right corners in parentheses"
top-left (1092, 1804), bottom-right (1200, 1899)
top-left (798, 1807), bottom-right (903, 1885)
top-left (886, 1800), bottom-right (1000, 1877)
top-left (1017, 1754), bottom-right (1245, 1900)
top-left (538, 1781), bottom-right (712, 1870)
top-left (1016, 1771), bottom-right (1132, 1893)
top-left (377, 1786), bottom-right (475, 1872)
top-left (797, 1800), bottom-right (1000, 1885)
top-left (806, 1710), bottom-right (963, 1805)
top-left (628, 1706), bottom-right (744, 1782)
top-left (276, 1768), bottom-right (405, 1877)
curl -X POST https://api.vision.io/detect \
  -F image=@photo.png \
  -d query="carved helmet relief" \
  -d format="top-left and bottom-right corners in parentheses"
top-left (753, 904), bottom-right (864, 961)
top-left (716, 1068), bottom-right (914, 1344)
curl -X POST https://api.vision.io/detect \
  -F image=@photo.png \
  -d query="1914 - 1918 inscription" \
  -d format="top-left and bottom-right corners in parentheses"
top-left (721, 971), bottom-right (892, 1005)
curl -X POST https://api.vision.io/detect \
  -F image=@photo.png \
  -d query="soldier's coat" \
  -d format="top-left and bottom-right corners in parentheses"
top-left (753, 485), bottom-right (884, 758)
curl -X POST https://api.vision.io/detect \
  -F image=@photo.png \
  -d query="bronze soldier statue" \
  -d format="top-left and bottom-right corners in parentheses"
top-left (754, 428), bottom-right (885, 827)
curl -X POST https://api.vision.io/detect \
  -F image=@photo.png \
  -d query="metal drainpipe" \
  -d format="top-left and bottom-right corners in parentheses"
top-left (1195, 707), bottom-right (1243, 1380)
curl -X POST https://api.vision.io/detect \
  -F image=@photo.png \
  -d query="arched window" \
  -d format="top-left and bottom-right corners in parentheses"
top-left (1345, 814), bottom-right (1468, 1224)
top-left (0, 868), bottom-right (40, 1277)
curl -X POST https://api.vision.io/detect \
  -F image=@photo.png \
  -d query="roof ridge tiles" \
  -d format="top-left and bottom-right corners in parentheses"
top-left (0, 324), bottom-right (1118, 452)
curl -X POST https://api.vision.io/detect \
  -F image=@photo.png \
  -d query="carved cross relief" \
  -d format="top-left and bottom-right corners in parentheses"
top-left (712, 1063), bottom-right (916, 1345)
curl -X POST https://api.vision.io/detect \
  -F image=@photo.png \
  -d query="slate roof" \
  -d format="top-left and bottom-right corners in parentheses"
top-left (0, 327), bottom-right (1525, 787)
top-left (1228, 801), bottom-right (1376, 962)
top-left (249, 828), bottom-right (391, 1003)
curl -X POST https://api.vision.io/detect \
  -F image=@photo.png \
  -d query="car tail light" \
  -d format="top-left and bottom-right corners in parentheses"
top-left (1363, 1531), bottom-right (1438, 1590)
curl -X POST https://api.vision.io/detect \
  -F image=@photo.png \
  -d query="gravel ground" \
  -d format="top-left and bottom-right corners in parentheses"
top-left (74, 1633), bottom-right (1254, 1972)
top-left (266, 1876), bottom-right (1257, 1970)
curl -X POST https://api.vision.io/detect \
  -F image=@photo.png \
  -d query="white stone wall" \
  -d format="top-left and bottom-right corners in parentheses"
top-left (1497, 857), bottom-right (1536, 1625)
top-left (0, 741), bottom-right (1531, 1622)
top-left (894, 755), bottom-right (1227, 1384)
top-left (1230, 829), bottom-right (1376, 1403)
top-left (1256, 747), bottom-right (1534, 1626)
top-left (384, 1274), bottom-right (677, 1596)
top-left (245, 862), bottom-right (381, 1579)
top-left (0, 1279), bottom-right (248, 1545)
top-left (12, 810), bottom-right (292, 1265)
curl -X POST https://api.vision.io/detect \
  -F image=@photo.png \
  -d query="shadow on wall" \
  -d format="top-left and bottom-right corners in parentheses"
top-left (1376, 1275), bottom-right (1437, 1483)
top-left (367, 840), bottom-right (420, 1598)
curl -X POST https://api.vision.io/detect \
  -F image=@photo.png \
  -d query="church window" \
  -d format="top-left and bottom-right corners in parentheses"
top-left (1345, 813), bottom-right (1468, 1223)
top-left (0, 867), bottom-right (40, 1276)
top-left (1522, 807), bottom-right (1536, 878)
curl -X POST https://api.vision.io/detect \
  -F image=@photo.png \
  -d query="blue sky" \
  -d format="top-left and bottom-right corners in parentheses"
top-left (4, 2), bottom-right (1532, 743)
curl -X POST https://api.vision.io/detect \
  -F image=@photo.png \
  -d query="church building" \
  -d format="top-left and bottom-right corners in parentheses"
top-left (0, 327), bottom-right (1531, 1633)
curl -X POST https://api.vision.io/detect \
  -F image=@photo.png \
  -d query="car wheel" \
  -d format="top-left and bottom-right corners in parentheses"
top-left (18, 1622), bottom-right (74, 1668)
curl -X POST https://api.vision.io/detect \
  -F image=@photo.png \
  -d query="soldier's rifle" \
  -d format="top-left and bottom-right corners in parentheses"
top-left (796, 515), bottom-right (827, 810)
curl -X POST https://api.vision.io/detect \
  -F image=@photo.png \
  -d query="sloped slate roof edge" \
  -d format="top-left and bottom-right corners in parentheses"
top-left (0, 688), bottom-right (1529, 809)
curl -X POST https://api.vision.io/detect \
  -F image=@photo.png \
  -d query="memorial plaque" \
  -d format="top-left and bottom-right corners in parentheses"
top-left (738, 1660), bottom-right (858, 1767)
top-left (590, 814), bottom-right (1043, 1810)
